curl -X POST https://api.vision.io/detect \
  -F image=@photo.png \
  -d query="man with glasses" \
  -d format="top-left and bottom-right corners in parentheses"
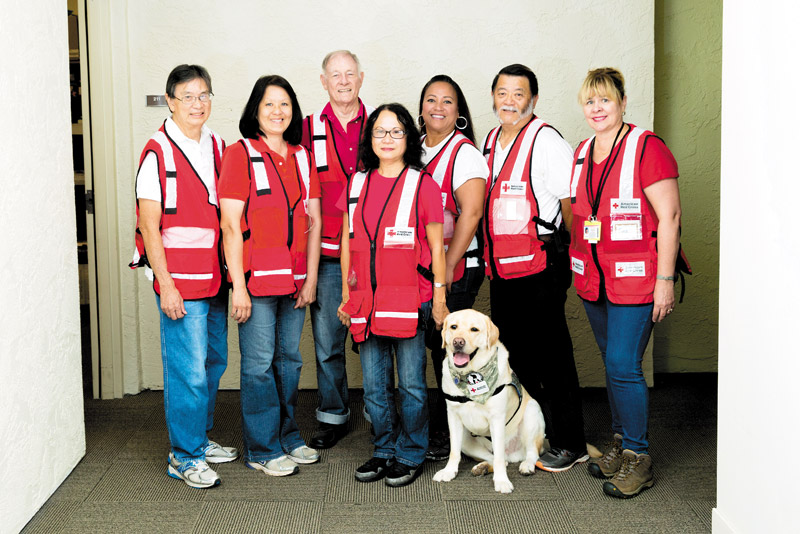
top-left (131, 64), bottom-right (237, 489)
top-left (301, 50), bottom-right (373, 450)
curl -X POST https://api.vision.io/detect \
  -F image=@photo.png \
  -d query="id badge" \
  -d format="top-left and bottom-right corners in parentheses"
top-left (383, 226), bottom-right (415, 249)
top-left (583, 219), bottom-right (601, 243)
top-left (610, 213), bottom-right (642, 241)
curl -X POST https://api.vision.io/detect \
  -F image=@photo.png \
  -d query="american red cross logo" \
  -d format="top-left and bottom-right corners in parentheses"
top-left (502, 183), bottom-right (510, 192)
top-left (613, 202), bottom-right (619, 209)
top-left (618, 267), bottom-right (624, 273)
top-left (388, 229), bottom-right (396, 237)
top-left (470, 387), bottom-right (477, 393)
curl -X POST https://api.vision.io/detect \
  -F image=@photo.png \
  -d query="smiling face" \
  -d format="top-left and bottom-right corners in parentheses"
top-left (257, 85), bottom-right (292, 139)
top-left (492, 74), bottom-right (538, 128)
top-left (167, 77), bottom-right (211, 134)
top-left (421, 81), bottom-right (459, 137)
top-left (371, 110), bottom-right (407, 168)
top-left (583, 92), bottom-right (627, 135)
top-left (443, 309), bottom-right (500, 368)
top-left (321, 52), bottom-right (363, 107)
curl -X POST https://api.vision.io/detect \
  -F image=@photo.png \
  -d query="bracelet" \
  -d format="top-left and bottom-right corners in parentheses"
top-left (656, 274), bottom-right (676, 281)
top-left (433, 282), bottom-right (445, 288)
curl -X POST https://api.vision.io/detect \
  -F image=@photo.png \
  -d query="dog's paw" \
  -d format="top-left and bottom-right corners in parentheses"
top-left (471, 461), bottom-right (492, 477)
top-left (432, 468), bottom-right (457, 482)
top-left (494, 478), bottom-right (514, 494)
top-left (519, 460), bottom-right (536, 475)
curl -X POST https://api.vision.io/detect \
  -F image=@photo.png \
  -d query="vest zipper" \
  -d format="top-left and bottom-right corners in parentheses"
top-left (287, 208), bottom-right (294, 249)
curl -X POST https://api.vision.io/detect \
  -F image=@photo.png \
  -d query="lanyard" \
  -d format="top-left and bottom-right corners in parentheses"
top-left (586, 122), bottom-right (627, 217)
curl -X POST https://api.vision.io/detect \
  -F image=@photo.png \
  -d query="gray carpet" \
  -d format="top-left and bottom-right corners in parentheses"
top-left (22, 374), bottom-right (716, 533)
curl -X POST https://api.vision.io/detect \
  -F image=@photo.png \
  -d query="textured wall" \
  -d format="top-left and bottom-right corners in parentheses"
top-left (104, 0), bottom-right (655, 391)
top-left (0, 1), bottom-right (86, 531)
top-left (653, 0), bottom-right (721, 373)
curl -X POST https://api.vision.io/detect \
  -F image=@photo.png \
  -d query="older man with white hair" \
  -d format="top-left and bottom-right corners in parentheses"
top-left (480, 63), bottom-right (587, 474)
top-left (301, 50), bottom-right (373, 449)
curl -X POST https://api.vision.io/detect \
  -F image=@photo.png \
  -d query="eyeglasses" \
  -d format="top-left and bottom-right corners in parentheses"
top-left (372, 128), bottom-right (406, 139)
top-left (173, 92), bottom-right (213, 105)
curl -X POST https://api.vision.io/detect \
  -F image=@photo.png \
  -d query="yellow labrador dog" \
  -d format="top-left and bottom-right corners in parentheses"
top-left (432, 309), bottom-right (546, 494)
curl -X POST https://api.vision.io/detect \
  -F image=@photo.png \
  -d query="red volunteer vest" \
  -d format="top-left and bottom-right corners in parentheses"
top-left (238, 139), bottom-right (312, 297)
top-left (422, 131), bottom-right (479, 283)
top-left (569, 125), bottom-right (661, 304)
top-left (308, 102), bottom-right (374, 258)
top-left (130, 121), bottom-right (225, 300)
top-left (342, 168), bottom-right (425, 341)
top-left (481, 118), bottom-right (550, 280)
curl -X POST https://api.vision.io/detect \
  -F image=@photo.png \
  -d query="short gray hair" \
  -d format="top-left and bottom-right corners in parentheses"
top-left (321, 50), bottom-right (361, 74)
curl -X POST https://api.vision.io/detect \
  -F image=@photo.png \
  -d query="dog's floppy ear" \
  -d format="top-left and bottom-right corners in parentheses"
top-left (486, 315), bottom-right (500, 348)
top-left (441, 313), bottom-right (451, 349)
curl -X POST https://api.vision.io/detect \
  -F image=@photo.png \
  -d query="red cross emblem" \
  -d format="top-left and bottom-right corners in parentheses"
top-left (502, 183), bottom-right (510, 192)
top-left (618, 267), bottom-right (624, 273)
top-left (613, 202), bottom-right (619, 209)
top-left (388, 229), bottom-right (396, 237)
top-left (470, 387), bottom-right (477, 393)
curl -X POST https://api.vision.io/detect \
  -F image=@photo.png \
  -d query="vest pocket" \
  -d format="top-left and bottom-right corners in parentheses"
top-left (372, 285), bottom-right (420, 338)
top-left (603, 252), bottom-right (655, 297)
top-left (248, 246), bottom-right (295, 295)
top-left (493, 235), bottom-right (535, 274)
top-left (569, 249), bottom-right (593, 295)
top-left (342, 290), bottom-right (370, 340)
top-left (165, 248), bottom-right (216, 293)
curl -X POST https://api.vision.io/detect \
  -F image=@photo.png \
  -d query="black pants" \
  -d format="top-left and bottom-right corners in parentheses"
top-left (488, 248), bottom-right (586, 452)
top-left (424, 266), bottom-right (485, 433)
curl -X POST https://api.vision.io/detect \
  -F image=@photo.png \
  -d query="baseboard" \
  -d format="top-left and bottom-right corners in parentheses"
top-left (712, 508), bottom-right (737, 534)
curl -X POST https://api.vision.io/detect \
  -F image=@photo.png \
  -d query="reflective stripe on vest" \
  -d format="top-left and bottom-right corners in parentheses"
top-left (347, 168), bottom-right (421, 236)
top-left (569, 127), bottom-right (646, 201)
top-left (429, 132), bottom-right (465, 188)
top-left (294, 148), bottom-right (312, 203)
top-left (570, 137), bottom-right (593, 199)
top-left (311, 104), bottom-right (376, 173)
top-left (151, 131), bottom-right (178, 214)
top-left (507, 119), bottom-right (545, 183)
top-left (242, 139), bottom-right (271, 195)
top-left (348, 172), bottom-right (367, 237)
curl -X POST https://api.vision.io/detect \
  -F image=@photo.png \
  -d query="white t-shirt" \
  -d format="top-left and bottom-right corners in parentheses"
top-left (422, 132), bottom-right (489, 260)
top-left (136, 117), bottom-right (218, 206)
top-left (481, 123), bottom-right (572, 234)
top-left (422, 132), bottom-right (490, 197)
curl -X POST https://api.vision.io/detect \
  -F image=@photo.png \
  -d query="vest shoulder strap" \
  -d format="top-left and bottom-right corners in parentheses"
top-left (241, 139), bottom-right (271, 196)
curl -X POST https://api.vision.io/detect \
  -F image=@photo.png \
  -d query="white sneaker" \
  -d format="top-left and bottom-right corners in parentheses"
top-left (167, 453), bottom-right (220, 489)
top-left (246, 455), bottom-right (299, 477)
top-left (288, 445), bottom-right (320, 465)
top-left (203, 440), bottom-right (240, 464)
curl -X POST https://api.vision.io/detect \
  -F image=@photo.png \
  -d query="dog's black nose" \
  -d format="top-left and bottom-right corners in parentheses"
top-left (453, 337), bottom-right (465, 351)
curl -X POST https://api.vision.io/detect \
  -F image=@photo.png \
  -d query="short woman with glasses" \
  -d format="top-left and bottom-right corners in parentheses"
top-left (219, 75), bottom-right (322, 477)
top-left (416, 75), bottom-right (489, 462)
top-left (337, 103), bottom-right (447, 487)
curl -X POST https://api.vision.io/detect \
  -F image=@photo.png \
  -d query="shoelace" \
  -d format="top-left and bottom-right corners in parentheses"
top-left (600, 441), bottom-right (622, 466)
top-left (615, 455), bottom-right (638, 481)
top-left (180, 459), bottom-right (209, 474)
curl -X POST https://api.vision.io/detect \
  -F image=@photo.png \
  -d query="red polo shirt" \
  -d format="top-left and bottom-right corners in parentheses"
top-left (301, 100), bottom-right (367, 175)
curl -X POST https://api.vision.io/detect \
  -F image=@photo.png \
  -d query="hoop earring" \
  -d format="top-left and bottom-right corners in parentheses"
top-left (417, 115), bottom-right (425, 128)
top-left (456, 116), bottom-right (468, 130)
top-left (623, 111), bottom-right (626, 116)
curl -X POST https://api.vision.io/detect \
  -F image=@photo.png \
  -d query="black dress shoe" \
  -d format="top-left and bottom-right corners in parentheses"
top-left (310, 422), bottom-right (348, 449)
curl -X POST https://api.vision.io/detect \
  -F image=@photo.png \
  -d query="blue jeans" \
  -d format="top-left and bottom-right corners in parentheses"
top-left (239, 295), bottom-right (306, 462)
top-left (156, 292), bottom-right (228, 462)
top-left (360, 301), bottom-right (431, 467)
top-left (309, 260), bottom-right (349, 425)
top-left (583, 297), bottom-right (654, 453)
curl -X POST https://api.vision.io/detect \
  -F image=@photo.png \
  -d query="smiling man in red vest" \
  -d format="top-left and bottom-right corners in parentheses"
top-left (481, 64), bottom-right (587, 473)
top-left (301, 50), bottom-right (374, 449)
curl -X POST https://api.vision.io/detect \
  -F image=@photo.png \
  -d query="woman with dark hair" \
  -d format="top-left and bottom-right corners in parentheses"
top-left (570, 68), bottom-right (683, 498)
top-left (336, 103), bottom-right (447, 487)
top-left (417, 75), bottom-right (489, 461)
top-left (219, 75), bottom-right (322, 477)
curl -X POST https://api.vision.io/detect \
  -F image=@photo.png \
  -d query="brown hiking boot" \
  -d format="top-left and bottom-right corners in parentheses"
top-left (602, 449), bottom-right (654, 498)
top-left (587, 433), bottom-right (623, 479)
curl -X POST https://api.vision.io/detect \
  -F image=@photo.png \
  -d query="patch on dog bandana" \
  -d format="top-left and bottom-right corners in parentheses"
top-left (466, 372), bottom-right (490, 395)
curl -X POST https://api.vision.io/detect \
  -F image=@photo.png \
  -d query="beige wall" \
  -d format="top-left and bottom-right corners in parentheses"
top-left (653, 0), bottom-right (721, 373)
top-left (0, 0), bottom-right (86, 531)
top-left (94, 0), bottom-right (659, 393)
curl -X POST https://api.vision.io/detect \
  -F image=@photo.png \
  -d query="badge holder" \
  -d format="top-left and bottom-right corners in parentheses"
top-left (610, 213), bottom-right (642, 241)
top-left (583, 217), bottom-right (601, 244)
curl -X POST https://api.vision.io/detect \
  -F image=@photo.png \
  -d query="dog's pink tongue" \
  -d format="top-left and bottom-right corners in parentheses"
top-left (453, 352), bottom-right (470, 367)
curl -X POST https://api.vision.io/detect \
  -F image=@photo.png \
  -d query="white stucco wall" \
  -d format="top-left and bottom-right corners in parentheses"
top-left (714, 3), bottom-right (800, 533)
top-left (0, 1), bottom-right (86, 532)
top-left (102, 0), bottom-right (655, 392)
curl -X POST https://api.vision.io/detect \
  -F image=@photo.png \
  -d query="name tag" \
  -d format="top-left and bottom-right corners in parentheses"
top-left (614, 261), bottom-right (646, 277)
top-left (467, 372), bottom-right (490, 395)
top-left (384, 227), bottom-right (415, 249)
top-left (499, 182), bottom-right (526, 196)
top-left (610, 198), bottom-right (641, 214)
top-left (571, 257), bottom-right (585, 275)
top-left (583, 220), bottom-right (601, 243)
top-left (610, 214), bottom-right (642, 241)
